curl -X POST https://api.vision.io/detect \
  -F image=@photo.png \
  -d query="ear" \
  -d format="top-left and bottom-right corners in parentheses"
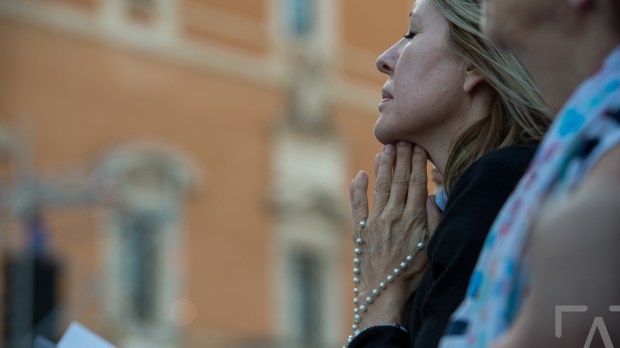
top-left (463, 65), bottom-right (486, 93)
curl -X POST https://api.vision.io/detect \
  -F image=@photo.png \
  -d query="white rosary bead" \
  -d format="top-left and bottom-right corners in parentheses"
top-left (346, 219), bottom-right (429, 347)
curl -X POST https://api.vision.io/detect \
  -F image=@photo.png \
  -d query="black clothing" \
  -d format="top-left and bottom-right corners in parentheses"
top-left (349, 144), bottom-right (537, 348)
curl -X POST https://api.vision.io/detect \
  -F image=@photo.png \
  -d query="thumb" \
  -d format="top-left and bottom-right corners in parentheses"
top-left (426, 195), bottom-right (443, 237)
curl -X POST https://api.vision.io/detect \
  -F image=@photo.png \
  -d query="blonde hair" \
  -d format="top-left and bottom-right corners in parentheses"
top-left (432, 0), bottom-right (552, 193)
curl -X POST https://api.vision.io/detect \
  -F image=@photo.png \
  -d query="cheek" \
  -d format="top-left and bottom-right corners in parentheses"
top-left (394, 49), bottom-right (462, 107)
top-left (377, 40), bottom-right (466, 143)
top-left (393, 51), bottom-right (431, 100)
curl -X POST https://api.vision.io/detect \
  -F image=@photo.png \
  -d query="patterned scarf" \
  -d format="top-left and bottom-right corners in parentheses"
top-left (440, 46), bottom-right (620, 347)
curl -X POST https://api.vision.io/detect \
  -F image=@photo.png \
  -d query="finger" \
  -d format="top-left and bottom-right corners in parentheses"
top-left (404, 145), bottom-right (429, 214)
top-left (426, 195), bottom-right (443, 237)
top-left (350, 171), bottom-right (369, 228)
top-left (374, 153), bottom-right (381, 178)
top-left (385, 141), bottom-right (413, 212)
top-left (373, 144), bottom-right (396, 213)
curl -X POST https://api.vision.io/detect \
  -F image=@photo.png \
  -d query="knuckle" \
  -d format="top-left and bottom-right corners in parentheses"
top-left (392, 176), bottom-right (409, 185)
top-left (351, 195), bottom-right (366, 210)
top-left (411, 173), bottom-right (427, 187)
top-left (411, 206), bottom-right (424, 221)
top-left (378, 210), bottom-right (399, 224)
top-left (412, 156), bottom-right (426, 169)
top-left (379, 154), bottom-right (396, 168)
top-left (375, 179), bottom-right (391, 192)
top-left (377, 215), bottom-right (392, 226)
top-left (397, 148), bottom-right (412, 159)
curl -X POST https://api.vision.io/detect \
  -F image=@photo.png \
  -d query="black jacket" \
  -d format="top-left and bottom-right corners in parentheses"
top-left (349, 143), bottom-right (538, 348)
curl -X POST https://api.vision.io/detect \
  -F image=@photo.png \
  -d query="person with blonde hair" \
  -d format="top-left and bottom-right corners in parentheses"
top-left (440, 0), bottom-right (620, 346)
top-left (345, 0), bottom-right (550, 346)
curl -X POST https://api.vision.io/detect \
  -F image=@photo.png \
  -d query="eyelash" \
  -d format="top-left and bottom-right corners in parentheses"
top-left (403, 31), bottom-right (416, 40)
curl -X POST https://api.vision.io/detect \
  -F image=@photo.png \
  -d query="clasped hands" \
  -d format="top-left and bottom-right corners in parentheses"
top-left (349, 141), bottom-right (442, 327)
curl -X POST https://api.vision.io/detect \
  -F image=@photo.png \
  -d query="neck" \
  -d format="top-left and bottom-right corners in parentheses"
top-left (421, 137), bottom-right (452, 176)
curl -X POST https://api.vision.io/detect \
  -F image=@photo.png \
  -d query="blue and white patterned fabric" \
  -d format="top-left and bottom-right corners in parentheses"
top-left (440, 46), bottom-right (620, 348)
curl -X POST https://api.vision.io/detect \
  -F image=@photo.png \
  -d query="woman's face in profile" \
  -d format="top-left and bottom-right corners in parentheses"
top-left (374, 0), bottom-right (468, 145)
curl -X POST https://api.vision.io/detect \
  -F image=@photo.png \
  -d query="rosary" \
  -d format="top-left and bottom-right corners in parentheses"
top-left (343, 218), bottom-right (429, 347)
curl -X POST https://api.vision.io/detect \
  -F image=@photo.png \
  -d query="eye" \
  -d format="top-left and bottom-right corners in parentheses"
top-left (403, 30), bottom-right (416, 40)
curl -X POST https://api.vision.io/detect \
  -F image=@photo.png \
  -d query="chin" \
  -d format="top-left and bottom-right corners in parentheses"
top-left (374, 117), bottom-right (417, 145)
top-left (373, 122), bottom-right (394, 145)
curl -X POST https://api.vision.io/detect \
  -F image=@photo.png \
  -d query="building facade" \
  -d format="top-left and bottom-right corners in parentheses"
top-left (0, 0), bottom-right (415, 347)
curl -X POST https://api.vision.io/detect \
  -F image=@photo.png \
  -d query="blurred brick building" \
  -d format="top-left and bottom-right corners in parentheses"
top-left (0, 0), bottom-right (412, 347)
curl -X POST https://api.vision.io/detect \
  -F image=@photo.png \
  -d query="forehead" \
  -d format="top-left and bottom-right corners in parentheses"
top-left (411, 0), bottom-right (439, 21)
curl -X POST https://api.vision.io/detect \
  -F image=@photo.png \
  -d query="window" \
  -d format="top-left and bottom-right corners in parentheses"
top-left (290, 252), bottom-right (323, 345)
top-left (98, 144), bottom-right (197, 346)
top-left (287, 0), bottom-right (314, 38)
top-left (120, 214), bottom-right (159, 324)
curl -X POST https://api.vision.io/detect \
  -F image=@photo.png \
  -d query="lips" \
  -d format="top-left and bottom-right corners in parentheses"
top-left (378, 89), bottom-right (393, 112)
top-left (381, 89), bottom-right (393, 103)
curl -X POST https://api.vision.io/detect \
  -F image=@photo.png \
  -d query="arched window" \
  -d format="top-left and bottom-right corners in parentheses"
top-left (97, 143), bottom-right (198, 347)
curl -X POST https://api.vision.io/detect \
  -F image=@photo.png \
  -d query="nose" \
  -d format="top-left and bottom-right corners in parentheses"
top-left (376, 43), bottom-right (398, 75)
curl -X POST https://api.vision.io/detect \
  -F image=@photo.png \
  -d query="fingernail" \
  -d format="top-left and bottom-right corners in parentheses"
top-left (414, 145), bottom-right (423, 154)
top-left (356, 171), bottom-right (363, 179)
top-left (398, 141), bottom-right (407, 147)
top-left (384, 144), bottom-right (395, 153)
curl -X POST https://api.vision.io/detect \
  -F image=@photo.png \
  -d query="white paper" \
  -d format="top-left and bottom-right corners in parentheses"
top-left (57, 322), bottom-right (117, 348)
